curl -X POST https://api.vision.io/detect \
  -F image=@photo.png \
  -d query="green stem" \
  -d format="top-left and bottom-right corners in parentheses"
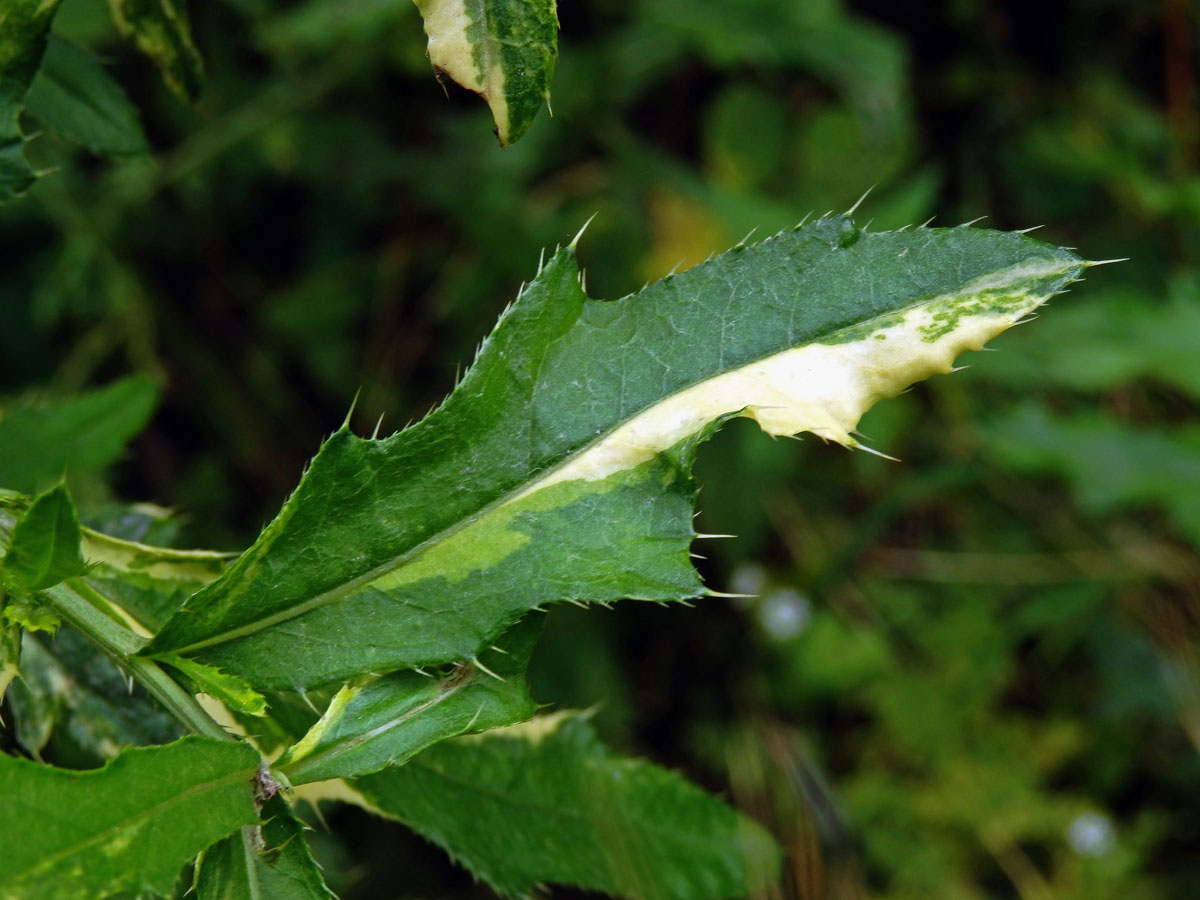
top-left (42, 580), bottom-right (232, 742)
top-left (1, 505), bottom-right (232, 741)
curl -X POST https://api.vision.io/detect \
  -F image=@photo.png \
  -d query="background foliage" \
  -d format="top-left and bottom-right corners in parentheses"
top-left (2, 0), bottom-right (1198, 897)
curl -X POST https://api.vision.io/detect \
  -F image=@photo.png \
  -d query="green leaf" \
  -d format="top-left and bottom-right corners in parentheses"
top-left (81, 527), bottom-right (233, 631)
top-left (1, 484), bottom-right (85, 594)
top-left (354, 713), bottom-right (780, 900)
top-left (0, 594), bottom-right (61, 633)
top-left (983, 404), bottom-right (1200, 547)
top-left (0, 0), bottom-right (64, 201)
top-left (105, 0), bottom-right (203, 103)
top-left (81, 527), bottom-right (232, 585)
top-left (6, 628), bottom-right (183, 761)
top-left (0, 375), bottom-right (161, 494)
top-left (159, 654), bottom-right (268, 718)
top-left (0, 736), bottom-right (260, 900)
top-left (413, 0), bottom-right (558, 146)
top-left (146, 216), bottom-right (1090, 690)
top-left (276, 613), bottom-right (542, 784)
top-left (195, 795), bottom-right (337, 900)
top-left (23, 35), bottom-right (149, 157)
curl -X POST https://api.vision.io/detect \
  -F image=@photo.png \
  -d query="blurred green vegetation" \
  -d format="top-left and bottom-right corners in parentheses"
top-left (2, 0), bottom-right (1200, 897)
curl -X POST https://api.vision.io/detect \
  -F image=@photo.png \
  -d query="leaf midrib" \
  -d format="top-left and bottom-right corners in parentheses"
top-left (282, 669), bottom-right (475, 781)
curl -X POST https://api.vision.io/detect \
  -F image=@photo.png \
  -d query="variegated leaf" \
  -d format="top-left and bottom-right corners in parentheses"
top-left (146, 215), bottom-right (1091, 690)
top-left (413, 0), bottom-right (557, 145)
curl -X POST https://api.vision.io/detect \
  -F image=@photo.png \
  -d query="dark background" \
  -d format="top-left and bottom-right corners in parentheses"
top-left (2, 0), bottom-right (1199, 897)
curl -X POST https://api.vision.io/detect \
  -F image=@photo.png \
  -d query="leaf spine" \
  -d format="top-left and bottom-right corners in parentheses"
top-left (853, 442), bottom-right (900, 462)
top-left (471, 657), bottom-right (506, 682)
top-left (465, 705), bottom-right (484, 729)
top-left (570, 212), bottom-right (599, 248)
top-left (342, 388), bottom-right (362, 430)
top-left (845, 186), bottom-right (874, 216)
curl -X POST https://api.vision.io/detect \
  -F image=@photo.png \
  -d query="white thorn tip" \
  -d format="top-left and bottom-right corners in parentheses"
top-left (694, 532), bottom-right (736, 539)
top-left (846, 186), bottom-right (874, 216)
top-left (342, 388), bottom-right (362, 429)
top-left (854, 442), bottom-right (900, 462)
top-left (470, 657), bottom-right (504, 681)
top-left (737, 226), bottom-right (759, 246)
top-left (570, 212), bottom-right (599, 248)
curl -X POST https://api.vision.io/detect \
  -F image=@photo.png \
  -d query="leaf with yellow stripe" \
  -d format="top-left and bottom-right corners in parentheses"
top-left (144, 215), bottom-right (1096, 691)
